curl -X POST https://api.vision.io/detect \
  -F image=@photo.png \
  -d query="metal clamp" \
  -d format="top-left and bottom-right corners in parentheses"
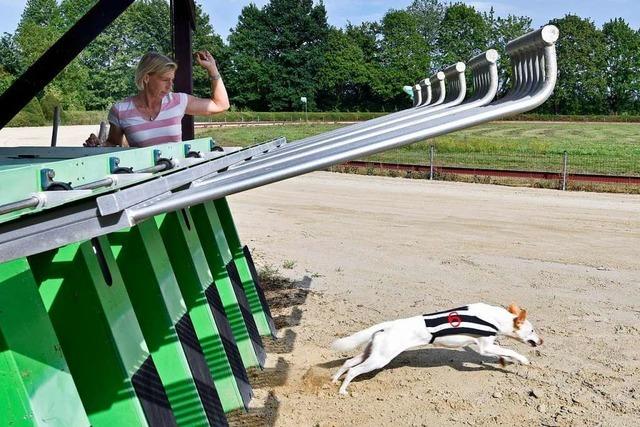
top-left (40, 168), bottom-right (73, 191)
top-left (109, 157), bottom-right (134, 174)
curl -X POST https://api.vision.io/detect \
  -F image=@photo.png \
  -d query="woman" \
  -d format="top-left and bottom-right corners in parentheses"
top-left (86, 50), bottom-right (229, 147)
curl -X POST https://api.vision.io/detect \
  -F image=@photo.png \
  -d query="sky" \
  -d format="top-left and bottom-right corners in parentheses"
top-left (1, 0), bottom-right (639, 41)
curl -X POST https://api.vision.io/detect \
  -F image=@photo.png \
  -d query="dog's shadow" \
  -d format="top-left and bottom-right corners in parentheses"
top-left (318, 347), bottom-right (510, 383)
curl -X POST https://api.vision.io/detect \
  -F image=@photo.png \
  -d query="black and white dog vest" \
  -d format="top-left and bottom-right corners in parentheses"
top-left (423, 306), bottom-right (499, 344)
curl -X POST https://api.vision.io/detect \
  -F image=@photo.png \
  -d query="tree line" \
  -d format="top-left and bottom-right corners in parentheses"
top-left (1, 0), bottom-right (639, 120)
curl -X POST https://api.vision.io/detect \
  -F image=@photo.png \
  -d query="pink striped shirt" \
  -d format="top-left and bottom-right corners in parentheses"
top-left (108, 92), bottom-right (189, 147)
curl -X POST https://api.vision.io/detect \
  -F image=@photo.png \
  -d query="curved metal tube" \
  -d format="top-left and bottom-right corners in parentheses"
top-left (441, 62), bottom-right (466, 105)
top-left (419, 78), bottom-right (432, 106)
top-left (412, 84), bottom-right (422, 107)
top-left (127, 26), bottom-right (558, 223)
top-left (428, 71), bottom-right (446, 107)
top-left (212, 54), bottom-right (493, 179)
top-left (261, 59), bottom-right (470, 154)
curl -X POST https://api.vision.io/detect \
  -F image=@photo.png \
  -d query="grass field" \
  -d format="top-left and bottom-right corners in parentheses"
top-left (196, 121), bottom-right (640, 176)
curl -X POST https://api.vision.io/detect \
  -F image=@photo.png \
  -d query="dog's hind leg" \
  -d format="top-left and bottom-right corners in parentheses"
top-left (332, 336), bottom-right (376, 384)
top-left (331, 352), bottom-right (366, 384)
top-left (338, 352), bottom-right (392, 395)
top-left (338, 332), bottom-right (398, 395)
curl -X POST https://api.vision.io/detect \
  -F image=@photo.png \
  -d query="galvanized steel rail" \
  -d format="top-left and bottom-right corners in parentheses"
top-left (123, 49), bottom-right (500, 216)
top-left (0, 26), bottom-right (559, 260)
top-left (127, 26), bottom-right (559, 223)
top-left (0, 138), bottom-right (287, 261)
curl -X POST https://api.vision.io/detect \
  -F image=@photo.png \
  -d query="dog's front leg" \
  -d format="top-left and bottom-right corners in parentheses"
top-left (477, 342), bottom-right (530, 365)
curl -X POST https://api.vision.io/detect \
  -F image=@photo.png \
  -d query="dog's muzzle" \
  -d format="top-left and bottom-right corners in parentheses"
top-left (527, 338), bottom-right (543, 347)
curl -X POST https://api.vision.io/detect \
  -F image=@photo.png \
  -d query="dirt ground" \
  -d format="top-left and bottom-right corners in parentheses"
top-left (226, 172), bottom-right (640, 427)
top-left (0, 125), bottom-right (99, 147)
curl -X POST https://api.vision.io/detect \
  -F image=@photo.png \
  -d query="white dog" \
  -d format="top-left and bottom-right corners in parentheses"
top-left (331, 303), bottom-right (543, 394)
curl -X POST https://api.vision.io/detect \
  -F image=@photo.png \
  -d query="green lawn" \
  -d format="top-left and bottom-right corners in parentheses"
top-left (196, 121), bottom-right (640, 176)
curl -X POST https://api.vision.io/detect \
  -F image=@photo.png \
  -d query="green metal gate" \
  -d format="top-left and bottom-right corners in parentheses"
top-left (0, 139), bottom-right (283, 426)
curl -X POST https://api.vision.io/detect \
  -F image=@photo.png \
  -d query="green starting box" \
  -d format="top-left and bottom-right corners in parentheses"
top-left (0, 137), bottom-right (285, 426)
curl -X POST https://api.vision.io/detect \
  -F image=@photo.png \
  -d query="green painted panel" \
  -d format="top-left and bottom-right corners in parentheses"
top-left (28, 242), bottom-right (149, 427)
top-left (0, 258), bottom-right (90, 427)
top-left (212, 199), bottom-right (271, 336)
top-left (108, 222), bottom-right (211, 427)
top-left (190, 203), bottom-right (261, 369)
top-left (156, 211), bottom-right (246, 413)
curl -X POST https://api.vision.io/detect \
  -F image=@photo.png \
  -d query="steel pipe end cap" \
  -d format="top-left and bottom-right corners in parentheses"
top-left (430, 71), bottom-right (445, 82)
top-left (414, 84), bottom-right (421, 90)
top-left (485, 49), bottom-right (499, 64)
top-left (443, 62), bottom-right (466, 77)
top-left (468, 49), bottom-right (499, 69)
top-left (421, 78), bottom-right (431, 86)
top-left (541, 25), bottom-right (560, 45)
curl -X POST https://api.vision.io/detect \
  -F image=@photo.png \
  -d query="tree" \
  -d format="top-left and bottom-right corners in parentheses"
top-left (14, 0), bottom-right (90, 110)
top-left (602, 18), bottom-right (640, 114)
top-left (0, 33), bottom-right (23, 77)
top-left (406, 0), bottom-right (445, 69)
top-left (377, 10), bottom-right (430, 109)
top-left (435, 3), bottom-right (490, 70)
top-left (542, 15), bottom-right (608, 114)
top-left (0, 68), bottom-right (14, 95)
top-left (316, 28), bottom-right (376, 111)
top-left (227, 0), bottom-right (330, 111)
top-left (15, 0), bottom-right (62, 66)
top-left (484, 9), bottom-right (532, 96)
top-left (192, 3), bottom-right (228, 100)
top-left (345, 21), bottom-right (381, 61)
top-left (226, 4), bottom-right (270, 110)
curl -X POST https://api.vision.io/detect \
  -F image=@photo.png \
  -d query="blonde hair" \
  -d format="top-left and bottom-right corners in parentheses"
top-left (135, 52), bottom-right (178, 90)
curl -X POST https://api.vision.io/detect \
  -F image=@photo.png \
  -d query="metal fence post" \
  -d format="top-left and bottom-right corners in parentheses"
top-left (562, 151), bottom-right (568, 191)
top-left (430, 145), bottom-right (435, 180)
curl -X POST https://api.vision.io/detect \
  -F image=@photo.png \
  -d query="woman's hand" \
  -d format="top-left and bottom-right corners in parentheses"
top-left (194, 50), bottom-right (219, 77)
top-left (84, 133), bottom-right (102, 147)
top-left (186, 50), bottom-right (230, 115)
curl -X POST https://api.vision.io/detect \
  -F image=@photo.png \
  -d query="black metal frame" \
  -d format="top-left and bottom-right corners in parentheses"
top-left (0, 0), bottom-right (197, 141)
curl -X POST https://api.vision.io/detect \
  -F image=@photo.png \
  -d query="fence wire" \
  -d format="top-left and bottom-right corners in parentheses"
top-left (362, 147), bottom-right (640, 178)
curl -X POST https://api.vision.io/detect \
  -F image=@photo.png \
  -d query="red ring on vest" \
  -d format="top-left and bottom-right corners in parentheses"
top-left (448, 312), bottom-right (462, 328)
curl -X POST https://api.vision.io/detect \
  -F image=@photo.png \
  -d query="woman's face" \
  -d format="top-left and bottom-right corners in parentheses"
top-left (145, 69), bottom-right (175, 98)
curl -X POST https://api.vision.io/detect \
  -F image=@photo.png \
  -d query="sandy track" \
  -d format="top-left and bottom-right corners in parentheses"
top-left (227, 172), bottom-right (640, 426)
top-left (0, 125), bottom-right (101, 147)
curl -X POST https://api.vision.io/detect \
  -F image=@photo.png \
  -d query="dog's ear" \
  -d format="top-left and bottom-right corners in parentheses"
top-left (507, 304), bottom-right (520, 315)
top-left (514, 308), bottom-right (527, 329)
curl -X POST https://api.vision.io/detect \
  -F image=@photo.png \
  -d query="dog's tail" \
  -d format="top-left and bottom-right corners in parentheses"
top-left (331, 321), bottom-right (392, 352)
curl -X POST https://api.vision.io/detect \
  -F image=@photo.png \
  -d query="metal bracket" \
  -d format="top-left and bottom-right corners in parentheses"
top-left (40, 168), bottom-right (73, 191)
top-left (109, 157), bottom-right (134, 174)
top-left (184, 143), bottom-right (202, 158)
top-left (210, 140), bottom-right (224, 152)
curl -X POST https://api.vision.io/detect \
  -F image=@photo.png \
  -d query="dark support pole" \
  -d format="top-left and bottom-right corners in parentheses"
top-left (50, 106), bottom-right (60, 147)
top-left (0, 0), bottom-right (135, 130)
top-left (172, 0), bottom-right (197, 141)
top-left (98, 121), bottom-right (108, 144)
